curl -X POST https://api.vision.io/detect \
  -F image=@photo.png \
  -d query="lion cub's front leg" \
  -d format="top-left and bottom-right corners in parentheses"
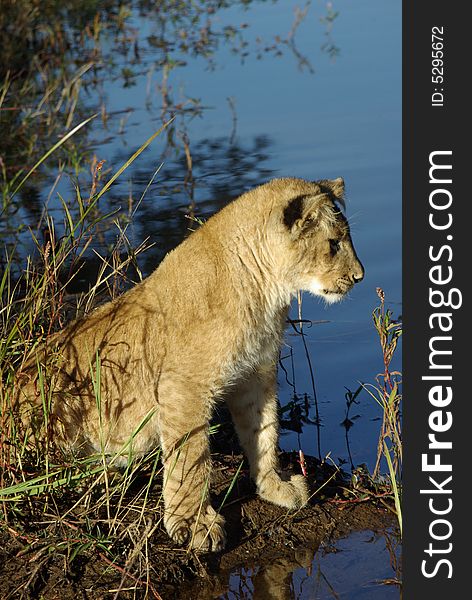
top-left (157, 383), bottom-right (225, 552)
top-left (225, 365), bottom-right (309, 509)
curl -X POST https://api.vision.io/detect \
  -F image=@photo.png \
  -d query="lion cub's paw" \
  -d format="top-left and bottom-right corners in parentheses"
top-left (258, 473), bottom-right (309, 510)
top-left (164, 504), bottom-right (226, 553)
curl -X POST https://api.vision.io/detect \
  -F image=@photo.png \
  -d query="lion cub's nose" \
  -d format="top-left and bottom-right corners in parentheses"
top-left (352, 264), bottom-right (365, 284)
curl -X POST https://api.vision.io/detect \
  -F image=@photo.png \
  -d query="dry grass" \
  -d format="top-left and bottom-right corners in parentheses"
top-left (363, 288), bottom-right (402, 535)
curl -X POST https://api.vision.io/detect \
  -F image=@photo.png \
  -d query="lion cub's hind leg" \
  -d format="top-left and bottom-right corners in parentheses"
top-left (157, 380), bottom-right (226, 552)
top-left (225, 365), bottom-right (309, 510)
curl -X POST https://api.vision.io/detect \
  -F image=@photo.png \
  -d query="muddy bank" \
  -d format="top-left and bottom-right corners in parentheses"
top-left (0, 452), bottom-right (397, 599)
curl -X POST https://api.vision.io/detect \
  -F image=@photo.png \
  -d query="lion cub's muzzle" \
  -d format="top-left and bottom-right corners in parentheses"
top-left (331, 261), bottom-right (365, 297)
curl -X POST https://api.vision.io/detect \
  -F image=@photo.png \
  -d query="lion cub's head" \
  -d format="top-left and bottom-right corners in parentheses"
top-left (266, 177), bottom-right (364, 303)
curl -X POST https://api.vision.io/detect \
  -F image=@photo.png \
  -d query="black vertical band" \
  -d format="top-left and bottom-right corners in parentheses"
top-left (404, 2), bottom-right (468, 595)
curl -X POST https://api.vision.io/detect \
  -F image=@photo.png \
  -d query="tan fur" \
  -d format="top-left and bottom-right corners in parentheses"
top-left (16, 177), bottom-right (364, 552)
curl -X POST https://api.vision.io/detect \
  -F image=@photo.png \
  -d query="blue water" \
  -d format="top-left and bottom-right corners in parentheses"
top-left (224, 529), bottom-right (400, 599)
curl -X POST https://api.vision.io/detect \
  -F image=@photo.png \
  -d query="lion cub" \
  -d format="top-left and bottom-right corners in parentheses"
top-left (18, 177), bottom-right (364, 551)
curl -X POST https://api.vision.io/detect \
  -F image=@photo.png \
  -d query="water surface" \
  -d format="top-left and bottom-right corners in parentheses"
top-left (223, 529), bottom-right (400, 599)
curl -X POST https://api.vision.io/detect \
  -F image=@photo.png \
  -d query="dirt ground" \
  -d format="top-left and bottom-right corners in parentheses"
top-left (0, 451), bottom-right (397, 599)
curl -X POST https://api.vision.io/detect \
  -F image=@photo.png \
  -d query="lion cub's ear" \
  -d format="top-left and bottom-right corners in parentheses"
top-left (283, 193), bottom-right (332, 235)
top-left (327, 177), bottom-right (345, 197)
top-left (315, 177), bottom-right (346, 209)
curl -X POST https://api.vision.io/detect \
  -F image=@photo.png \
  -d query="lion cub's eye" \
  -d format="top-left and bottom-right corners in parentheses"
top-left (329, 239), bottom-right (341, 255)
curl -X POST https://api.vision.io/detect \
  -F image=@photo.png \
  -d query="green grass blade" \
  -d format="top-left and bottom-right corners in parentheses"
top-left (383, 440), bottom-right (402, 537)
top-left (0, 464), bottom-right (105, 500)
top-left (217, 460), bottom-right (244, 512)
top-left (95, 117), bottom-right (175, 202)
top-left (11, 114), bottom-right (97, 200)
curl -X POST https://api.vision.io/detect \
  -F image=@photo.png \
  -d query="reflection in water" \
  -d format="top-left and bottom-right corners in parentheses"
top-left (0, 0), bottom-right (337, 210)
top-left (219, 530), bottom-right (401, 600)
top-left (224, 548), bottom-right (314, 600)
top-left (279, 319), bottom-right (324, 461)
top-left (340, 385), bottom-right (364, 471)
